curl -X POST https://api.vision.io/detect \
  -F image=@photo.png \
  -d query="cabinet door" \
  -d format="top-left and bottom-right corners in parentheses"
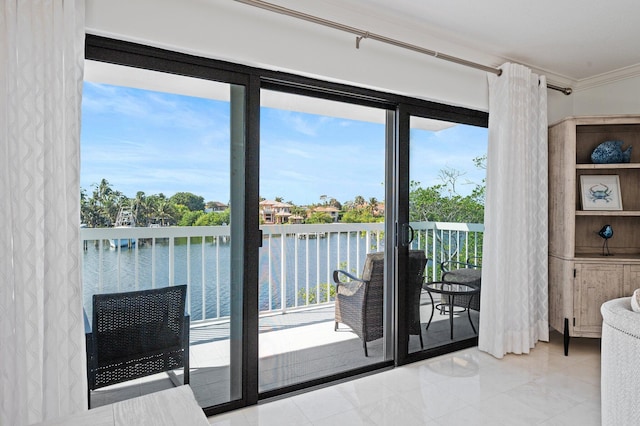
top-left (624, 265), bottom-right (640, 296)
top-left (574, 263), bottom-right (624, 335)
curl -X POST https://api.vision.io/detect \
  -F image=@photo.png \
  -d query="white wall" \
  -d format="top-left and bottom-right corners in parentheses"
top-left (547, 73), bottom-right (640, 124)
top-left (85, 0), bottom-right (493, 112)
top-left (547, 89), bottom-right (574, 124)
top-left (573, 75), bottom-right (640, 117)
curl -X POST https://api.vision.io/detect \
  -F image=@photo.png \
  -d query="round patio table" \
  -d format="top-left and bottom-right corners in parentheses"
top-left (423, 281), bottom-right (480, 340)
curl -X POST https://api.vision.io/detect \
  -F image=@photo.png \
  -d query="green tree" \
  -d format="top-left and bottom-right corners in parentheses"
top-left (173, 204), bottom-right (190, 225)
top-left (306, 212), bottom-right (333, 224)
top-left (194, 209), bottom-right (230, 226)
top-left (130, 191), bottom-right (148, 226)
top-left (298, 283), bottom-right (336, 305)
top-left (368, 197), bottom-right (378, 215)
top-left (409, 156), bottom-right (486, 224)
top-left (409, 181), bottom-right (484, 223)
top-left (341, 209), bottom-right (379, 223)
top-left (83, 178), bottom-right (127, 227)
top-left (170, 192), bottom-right (205, 212)
top-left (290, 205), bottom-right (307, 219)
top-left (152, 195), bottom-right (175, 226)
top-left (470, 154), bottom-right (487, 205)
top-left (80, 188), bottom-right (101, 227)
top-left (438, 166), bottom-right (466, 196)
top-left (179, 210), bottom-right (205, 226)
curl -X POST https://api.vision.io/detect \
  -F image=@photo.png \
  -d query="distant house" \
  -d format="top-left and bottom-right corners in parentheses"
top-left (313, 206), bottom-right (340, 222)
top-left (289, 214), bottom-right (304, 224)
top-left (205, 201), bottom-right (228, 213)
top-left (259, 200), bottom-right (293, 224)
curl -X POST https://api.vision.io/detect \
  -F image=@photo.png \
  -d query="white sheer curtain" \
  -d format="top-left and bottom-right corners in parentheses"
top-left (478, 62), bottom-right (549, 358)
top-left (1, 1), bottom-right (86, 424)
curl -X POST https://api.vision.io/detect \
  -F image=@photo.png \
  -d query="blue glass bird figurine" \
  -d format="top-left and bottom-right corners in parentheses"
top-left (598, 225), bottom-right (613, 256)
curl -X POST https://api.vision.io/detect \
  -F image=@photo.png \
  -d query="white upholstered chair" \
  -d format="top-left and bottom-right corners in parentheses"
top-left (600, 297), bottom-right (640, 425)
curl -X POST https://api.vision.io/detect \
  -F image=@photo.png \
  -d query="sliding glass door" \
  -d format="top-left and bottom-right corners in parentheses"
top-left (81, 59), bottom-right (247, 409)
top-left (257, 88), bottom-right (393, 396)
top-left (83, 35), bottom-right (490, 415)
top-left (396, 107), bottom-right (488, 363)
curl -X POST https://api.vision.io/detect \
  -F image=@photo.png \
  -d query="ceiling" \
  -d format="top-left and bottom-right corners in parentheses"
top-left (270, 0), bottom-right (640, 84)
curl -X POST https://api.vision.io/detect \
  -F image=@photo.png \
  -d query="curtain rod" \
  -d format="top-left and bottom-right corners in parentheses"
top-left (235, 0), bottom-right (573, 95)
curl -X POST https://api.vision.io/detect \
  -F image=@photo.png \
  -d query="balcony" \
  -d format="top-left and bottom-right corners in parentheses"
top-left (82, 221), bottom-right (483, 407)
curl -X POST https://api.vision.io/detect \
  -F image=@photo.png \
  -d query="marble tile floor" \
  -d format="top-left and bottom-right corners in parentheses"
top-left (208, 331), bottom-right (602, 426)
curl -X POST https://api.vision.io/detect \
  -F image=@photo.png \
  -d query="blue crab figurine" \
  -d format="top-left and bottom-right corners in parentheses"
top-left (591, 140), bottom-right (632, 164)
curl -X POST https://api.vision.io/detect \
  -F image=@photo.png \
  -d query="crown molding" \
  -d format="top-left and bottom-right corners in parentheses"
top-left (572, 63), bottom-right (640, 92)
top-left (485, 60), bottom-right (640, 95)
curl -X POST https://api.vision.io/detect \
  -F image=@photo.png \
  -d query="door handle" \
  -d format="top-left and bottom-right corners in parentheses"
top-left (401, 223), bottom-right (414, 247)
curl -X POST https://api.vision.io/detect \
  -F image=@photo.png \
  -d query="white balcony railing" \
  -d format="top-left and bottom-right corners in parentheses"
top-left (81, 221), bottom-right (483, 326)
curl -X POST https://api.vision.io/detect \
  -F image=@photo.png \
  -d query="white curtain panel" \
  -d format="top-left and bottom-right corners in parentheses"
top-left (478, 63), bottom-right (549, 358)
top-left (0, 1), bottom-right (86, 424)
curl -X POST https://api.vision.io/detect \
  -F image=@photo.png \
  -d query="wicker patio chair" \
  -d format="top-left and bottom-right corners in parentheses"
top-left (85, 285), bottom-right (190, 407)
top-left (334, 252), bottom-right (384, 357)
top-left (406, 250), bottom-right (428, 349)
top-left (440, 257), bottom-right (481, 312)
top-left (333, 251), bottom-right (427, 356)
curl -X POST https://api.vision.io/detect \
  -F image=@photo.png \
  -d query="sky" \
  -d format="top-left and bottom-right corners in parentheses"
top-left (81, 82), bottom-right (487, 206)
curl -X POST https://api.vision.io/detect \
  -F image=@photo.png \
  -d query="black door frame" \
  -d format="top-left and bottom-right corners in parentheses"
top-left (84, 34), bottom-right (488, 415)
top-left (394, 102), bottom-right (487, 366)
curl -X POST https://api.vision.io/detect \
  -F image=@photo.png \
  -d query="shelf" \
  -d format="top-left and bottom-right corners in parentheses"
top-left (576, 210), bottom-right (640, 216)
top-left (576, 163), bottom-right (640, 169)
top-left (574, 253), bottom-right (640, 262)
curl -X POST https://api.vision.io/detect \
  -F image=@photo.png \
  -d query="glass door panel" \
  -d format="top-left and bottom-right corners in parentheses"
top-left (258, 89), bottom-right (390, 393)
top-left (402, 114), bottom-right (487, 357)
top-left (81, 61), bottom-right (245, 409)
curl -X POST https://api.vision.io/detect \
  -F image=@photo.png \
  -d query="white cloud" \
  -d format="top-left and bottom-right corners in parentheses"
top-left (274, 110), bottom-right (334, 137)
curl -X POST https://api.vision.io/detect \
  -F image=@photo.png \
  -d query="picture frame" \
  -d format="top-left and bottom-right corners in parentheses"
top-left (580, 175), bottom-right (623, 211)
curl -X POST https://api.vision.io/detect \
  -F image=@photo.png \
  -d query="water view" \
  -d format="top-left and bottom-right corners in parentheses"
top-left (82, 231), bottom-right (380, 322)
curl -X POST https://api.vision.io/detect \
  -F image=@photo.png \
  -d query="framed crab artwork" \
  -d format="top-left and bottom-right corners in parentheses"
top-left (580, 174), bottom-right (623, 210)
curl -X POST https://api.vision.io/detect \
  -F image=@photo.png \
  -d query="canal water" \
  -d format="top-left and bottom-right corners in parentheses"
top-left (82, 233), bottom-right (381, 322)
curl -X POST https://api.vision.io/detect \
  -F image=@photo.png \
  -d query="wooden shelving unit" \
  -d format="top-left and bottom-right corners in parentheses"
top-left (548, 115), bottom-right (640, 355)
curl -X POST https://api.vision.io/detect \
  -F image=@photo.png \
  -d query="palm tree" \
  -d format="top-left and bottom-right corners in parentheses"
top-left (80, 188), bottom-right (102, 228)
top-left (132, 191), bottom-right (147, 226)
top-left (368, 197), bottom-right (378, 215)
top-left (93, 179), bottom-right (132, 225)
top-left (80, 188), bottom-right (89, 225)
top-left (106, 191), bottom-right (127, 226)
top-left (94, 178), bottom-right (113, 203)
top-left (155, 198), bottom-right (174, 226)
top-left (91, 179), bottom-right (119, 226)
